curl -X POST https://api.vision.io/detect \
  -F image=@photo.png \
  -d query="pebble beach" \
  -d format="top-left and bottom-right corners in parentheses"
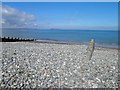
top-left (0, 42), bottom-right (118, 88)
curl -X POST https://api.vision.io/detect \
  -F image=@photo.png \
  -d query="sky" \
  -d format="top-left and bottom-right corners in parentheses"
top-left (1, 2), bottom-right (118, 30)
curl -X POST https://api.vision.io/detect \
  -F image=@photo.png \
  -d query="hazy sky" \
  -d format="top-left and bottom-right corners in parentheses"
top-left (2, 2), bottom-right (118, 30)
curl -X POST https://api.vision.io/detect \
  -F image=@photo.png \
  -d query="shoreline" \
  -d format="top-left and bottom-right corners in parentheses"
top-left (1, 40), bottom-right (119, 50)
top-left (1, 36), bottom-right (119, 49)
top-left (31, 39), bottom-right (119, 50)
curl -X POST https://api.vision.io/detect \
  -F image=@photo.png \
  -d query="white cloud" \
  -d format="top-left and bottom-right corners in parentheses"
top-left (1, 5), bottom-right (39, 28)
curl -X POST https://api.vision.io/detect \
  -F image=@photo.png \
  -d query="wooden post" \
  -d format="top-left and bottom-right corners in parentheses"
top-left (86, 39), bottom-right (95, 60)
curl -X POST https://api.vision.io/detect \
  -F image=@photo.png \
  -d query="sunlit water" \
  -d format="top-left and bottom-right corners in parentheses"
top-left (2, 28), bottom-right (119, 48)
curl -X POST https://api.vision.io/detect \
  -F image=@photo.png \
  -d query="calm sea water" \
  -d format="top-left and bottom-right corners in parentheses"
top-left (2, 28), bottom-right (119, 48)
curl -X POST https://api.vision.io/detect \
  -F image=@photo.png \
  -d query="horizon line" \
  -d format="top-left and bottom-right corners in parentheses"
top-left (1, 27), bottom-right (118, 31)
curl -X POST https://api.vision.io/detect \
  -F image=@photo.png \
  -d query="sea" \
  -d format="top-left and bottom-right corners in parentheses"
top-left (2, 28), bottom-right (119, 49)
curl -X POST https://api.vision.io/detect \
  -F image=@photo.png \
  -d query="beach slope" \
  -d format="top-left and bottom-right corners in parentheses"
top-left (0, 42), bottom-right (118, 88)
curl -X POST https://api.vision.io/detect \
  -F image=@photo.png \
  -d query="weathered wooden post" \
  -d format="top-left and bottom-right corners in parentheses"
top-left (16, 37), bottom-right (19, 41)
top-left (86, 39), bottom-right (95, 60)
top-left (0, 37), bottom-right (1, 42)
